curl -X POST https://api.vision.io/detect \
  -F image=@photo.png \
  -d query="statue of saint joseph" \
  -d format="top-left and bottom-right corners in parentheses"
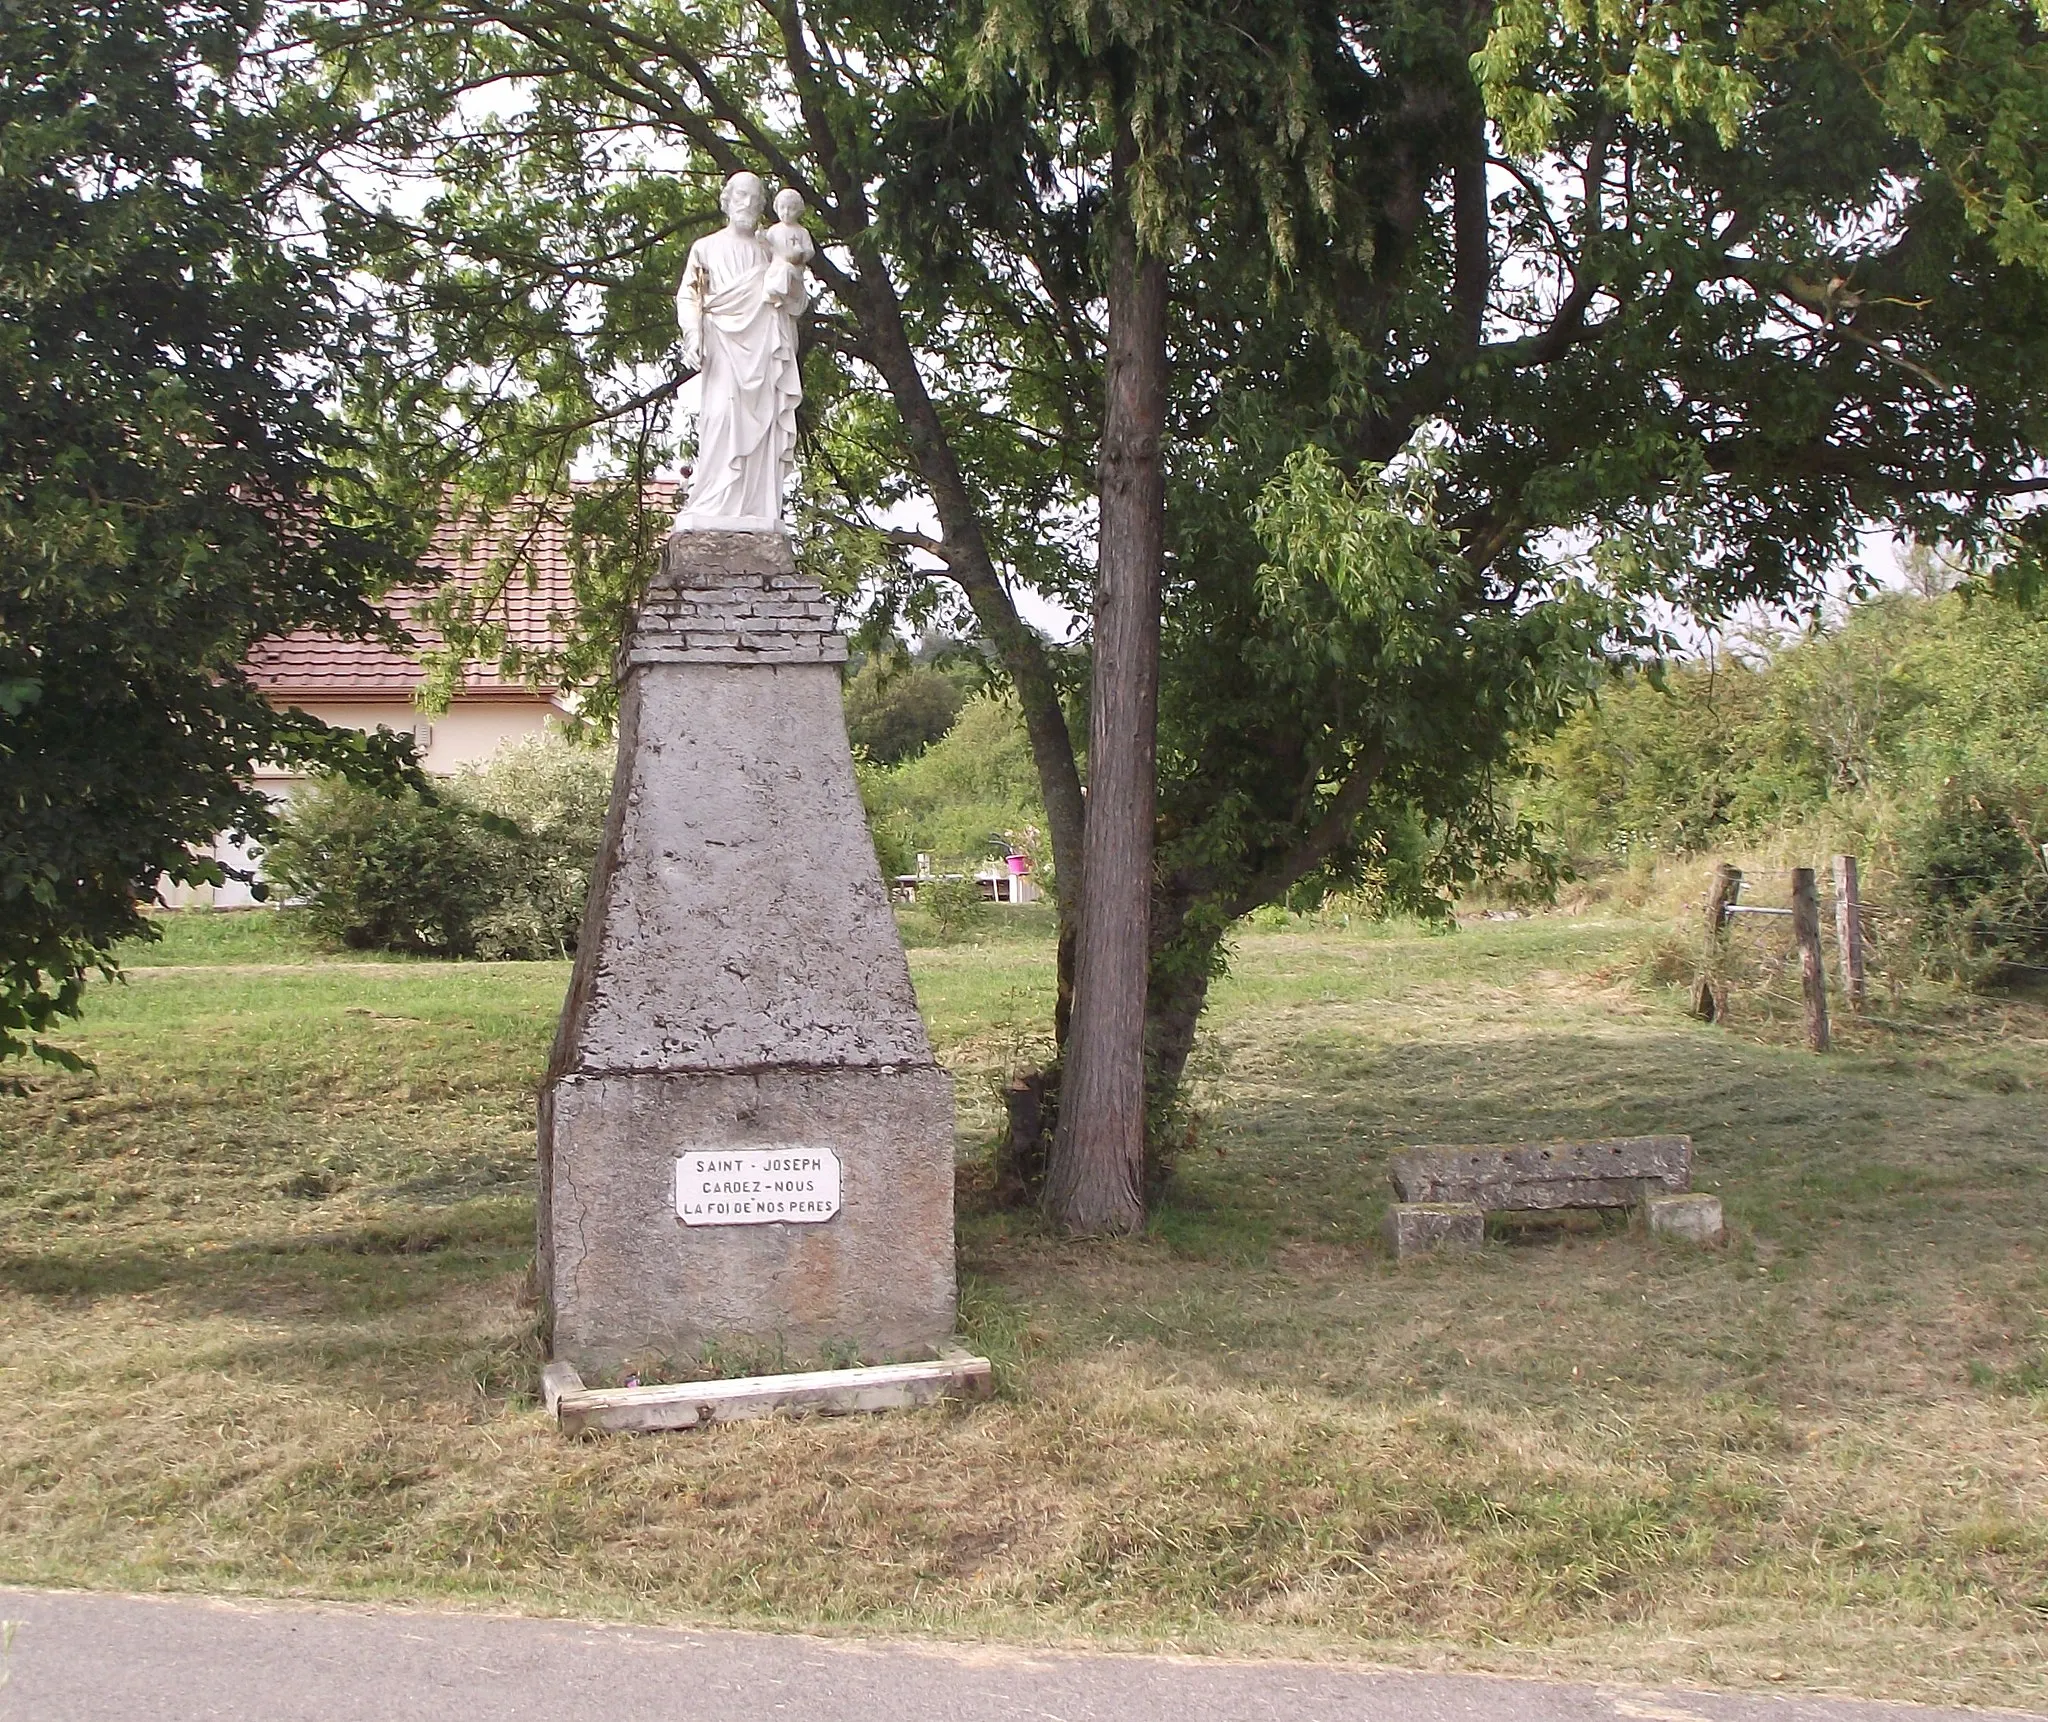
top-left (675, 171), bottom-right (811, 529)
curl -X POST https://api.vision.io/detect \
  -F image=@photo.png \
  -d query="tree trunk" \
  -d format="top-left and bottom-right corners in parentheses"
top-left (993, 1067), bottom-right (1054, 1208)
top-left (1043, 121), bottom-right (1167, 1236)
top-left (1140, 889), bottom-right (1223, 1194)
top-left (1144, 943), bottom-right (1217, 1114)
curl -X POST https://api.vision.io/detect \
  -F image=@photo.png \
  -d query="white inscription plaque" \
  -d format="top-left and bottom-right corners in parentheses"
top-left (676, 1146), bottom-right (842, 1226)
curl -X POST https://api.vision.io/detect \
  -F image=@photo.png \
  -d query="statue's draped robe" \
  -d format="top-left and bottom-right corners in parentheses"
top-left (679, 227), bottom-right (806, 521)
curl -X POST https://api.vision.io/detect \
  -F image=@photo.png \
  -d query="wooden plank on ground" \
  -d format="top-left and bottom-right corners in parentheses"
top-left (551, 1354), bottom-right (995, 1436)
top-left (540, 1359), bottom-right (584, 1417)
top-left (1389, 1135), bottom-right (1691, 1211)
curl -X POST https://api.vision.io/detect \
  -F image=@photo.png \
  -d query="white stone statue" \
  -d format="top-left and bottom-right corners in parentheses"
top-left (675, 173), bottom-right (812, 531)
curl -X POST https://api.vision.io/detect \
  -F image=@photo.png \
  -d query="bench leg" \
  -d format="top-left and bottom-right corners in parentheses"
top-left (1643, 1192), bottom-right (1725, 1245)
top-left (1383, 1202), bottom-right (1485, 1260)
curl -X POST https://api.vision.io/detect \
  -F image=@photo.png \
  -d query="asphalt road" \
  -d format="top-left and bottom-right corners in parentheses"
top-left (0, 1588), bottom-right (2035, 1722)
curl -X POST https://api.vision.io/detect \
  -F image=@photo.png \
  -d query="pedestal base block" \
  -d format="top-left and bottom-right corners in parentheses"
top-left (1644, 1192), bottom-right (1726, 1246)
top-left (542, 1065), bottom-right (956, 1376)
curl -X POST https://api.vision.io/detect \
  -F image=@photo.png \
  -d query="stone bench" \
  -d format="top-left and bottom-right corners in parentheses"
top-left (1382, 1134), bottom-right (1722, 1258)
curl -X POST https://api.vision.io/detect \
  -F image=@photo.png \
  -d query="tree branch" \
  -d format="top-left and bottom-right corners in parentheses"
top-left (1450, 110), bottom-right (1490, 356)
top-left (771, 0), bottom-right (1086, 908)
top-left (1225, 744), bottom-right (1389, 918)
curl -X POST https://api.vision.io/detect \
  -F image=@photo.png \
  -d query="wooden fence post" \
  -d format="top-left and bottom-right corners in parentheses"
top-left (1792, 866), bottom-right (1830, 1052)
top-left (1691, 863), bottom-right (1742, 1021)
top-left (1831, 854), bottom-right (1866, 1010)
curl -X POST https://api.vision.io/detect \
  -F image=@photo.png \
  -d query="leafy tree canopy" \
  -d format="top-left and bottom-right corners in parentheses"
top-left (0, 0), bottom-right (423, 1067)
top-left (843, 650), bottom-right (979, 765)
top-left (289, 0), bottom-right (2048, 1115)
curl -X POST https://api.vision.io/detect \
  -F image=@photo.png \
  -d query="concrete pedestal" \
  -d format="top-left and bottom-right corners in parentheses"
top-left (538, 529), bottom-right (956, 1377)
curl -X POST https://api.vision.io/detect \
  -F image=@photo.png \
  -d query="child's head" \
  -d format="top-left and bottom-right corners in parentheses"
top-left (773, 188), bottom-right (806, 224)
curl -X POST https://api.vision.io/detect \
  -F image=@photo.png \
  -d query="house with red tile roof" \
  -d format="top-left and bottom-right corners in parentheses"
top-left (172, 488), bottom-right (675, 907)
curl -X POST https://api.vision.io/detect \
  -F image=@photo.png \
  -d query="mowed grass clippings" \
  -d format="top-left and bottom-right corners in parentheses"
top-left (1, 911), bottom-right (2045, 1707)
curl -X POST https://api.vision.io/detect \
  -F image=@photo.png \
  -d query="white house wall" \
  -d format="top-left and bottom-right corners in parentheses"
top-left (251, 697), bottom-right (564, 784)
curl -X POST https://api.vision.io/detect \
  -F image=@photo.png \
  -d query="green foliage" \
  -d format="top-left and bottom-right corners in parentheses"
top-left (843, 654), bottom-right (974, 765)
top-left (916, 875), bottom-right (990, 943)
top-left (462, 734), bottom-right (614, 851)
top-left (454, 735), bottom-right (614, 960)
top-left (0, 0), bottom-right (422, 1066)
top-left (1478, 1), bottom-right (2048, 277)
top-left (1529, 659), bottom-right (1772, 859)
top-left (312, 0), bottom-right (2048, 642)
top-left (1899, 781), bottom-right (2048, 976)
top-left (968, 0), bottom-right (1339, 261)
top-left (1252, 446), bottom-right (1470, 658)
top-left (267, 736), bottom-right (612, 960)
top-left (1534, 592), bottom-right (2048, 981)
top-left (1115, 0), bottom-right (2048, 1095)
top-left (1144, 433), bottom-right (1611, 941)
top-left (1533, 593), bottom-right (2048, 860)
top-left (857, 694), bottom-right (1046, 879)
top-left (264, 781), bottom-right (501, 958)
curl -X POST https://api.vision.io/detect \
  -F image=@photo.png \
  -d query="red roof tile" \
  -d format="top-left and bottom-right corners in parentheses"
top-left (247, 485), bottom-right (682, 701)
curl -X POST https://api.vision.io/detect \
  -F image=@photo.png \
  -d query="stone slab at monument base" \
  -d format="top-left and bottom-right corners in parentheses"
top-left (541, 1352), bottom-right (993, 1436)
top-left (537, 526), bottom-right (958, 1380)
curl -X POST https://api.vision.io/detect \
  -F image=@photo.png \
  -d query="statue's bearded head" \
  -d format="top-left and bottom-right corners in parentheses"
top-left (721, 172), bottom-right (767, 232)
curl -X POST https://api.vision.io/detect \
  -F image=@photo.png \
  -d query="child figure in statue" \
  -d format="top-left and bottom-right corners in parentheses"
top-left (763, 188), bottom-right (815, 310)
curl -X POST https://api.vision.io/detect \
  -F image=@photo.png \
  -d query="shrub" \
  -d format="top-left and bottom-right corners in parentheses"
top-left (267, 733), bottom-right (614, 959)
top-left (917, 874), bottom-right (988, 942)
top-left (463, 733), bottom-right (613, 847)
top-left (1898, 782), bottom-right (2048, 979)
top-left (456, 736), bottom-right (614, 959)
top-left (264, 779), bottom-right (503, 955)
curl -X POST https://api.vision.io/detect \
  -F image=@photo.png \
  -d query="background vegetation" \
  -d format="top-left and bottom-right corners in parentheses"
top-left (1531, 589), bottom-right (2048, 978)
top-left (842, 641), bottom-right (986, 768)
top-left (270, 584), bottom-right (2048, 987)
top-left (268, 653), bottom-right (1051, 952)
top-left (856, 695), bottom-right (1047, 887)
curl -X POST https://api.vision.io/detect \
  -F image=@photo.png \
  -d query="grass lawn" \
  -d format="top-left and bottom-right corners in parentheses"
top-left (2, 905), bottom-right (2045, 1708)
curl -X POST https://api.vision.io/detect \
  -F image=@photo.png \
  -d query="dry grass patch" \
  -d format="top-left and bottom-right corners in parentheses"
top-left (0, 908), bottom-right (2044, 1708)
